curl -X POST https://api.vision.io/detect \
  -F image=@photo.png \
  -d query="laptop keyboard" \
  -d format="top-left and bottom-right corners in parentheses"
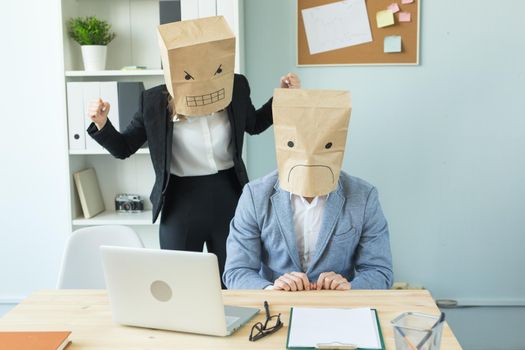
top-left (225, 315), bottom-right (240, 327)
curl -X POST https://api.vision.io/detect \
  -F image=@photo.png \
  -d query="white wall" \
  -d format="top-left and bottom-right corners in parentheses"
top-left (243, 1), bottom-right (525, 349)
top-left (0, 0), bottom-right (70, 306)
top-left (244, 0), bottom-right (525, 302)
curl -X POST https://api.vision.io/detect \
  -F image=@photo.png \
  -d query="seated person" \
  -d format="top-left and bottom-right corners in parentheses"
top-left (223, 88), bottom-right (393, 291)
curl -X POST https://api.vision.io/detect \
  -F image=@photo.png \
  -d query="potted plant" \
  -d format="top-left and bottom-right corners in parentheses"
top-left (67, 16), bottom-right (116, 71)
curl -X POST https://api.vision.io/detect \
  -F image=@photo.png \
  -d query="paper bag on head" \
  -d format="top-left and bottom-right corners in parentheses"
top-left (157, 16), bottom-right (235, 116)
top-left (273, 88), bottom-right (352, 197)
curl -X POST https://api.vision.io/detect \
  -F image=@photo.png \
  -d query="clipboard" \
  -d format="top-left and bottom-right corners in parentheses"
top-left (286, 308), bottom-right (386, 350)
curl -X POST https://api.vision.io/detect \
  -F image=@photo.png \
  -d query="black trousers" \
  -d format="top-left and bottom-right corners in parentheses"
top-left (159, 168), bottom-right (242, 287)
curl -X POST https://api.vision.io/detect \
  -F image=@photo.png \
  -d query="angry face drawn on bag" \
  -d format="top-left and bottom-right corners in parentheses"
top-left (157, 16), bottom-right (235, 116)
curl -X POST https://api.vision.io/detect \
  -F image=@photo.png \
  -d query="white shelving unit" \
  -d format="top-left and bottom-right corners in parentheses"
top-left (65, 70), bottom-right (164, 77)
top-left (69, 148), bottom-right (150, 155)
top-left (60, 0), bottom-right (244, 243)
top-left (73, 211), bottom-right (158, 226)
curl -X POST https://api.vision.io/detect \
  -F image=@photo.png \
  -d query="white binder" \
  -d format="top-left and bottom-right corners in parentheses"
top-left (66, 81), bottom-right (140, 152)
top-left (66, 82), bottom-right (86, 150)
top-left (82, 82), bottom-right (104, 151)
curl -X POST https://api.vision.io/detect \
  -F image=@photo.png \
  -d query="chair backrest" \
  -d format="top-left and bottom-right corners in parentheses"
top-left (57, 225), bottom-right (144, 289)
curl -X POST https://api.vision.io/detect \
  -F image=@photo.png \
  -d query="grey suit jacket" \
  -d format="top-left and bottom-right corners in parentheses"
top-left (223, 170), bottom-right (393, 290)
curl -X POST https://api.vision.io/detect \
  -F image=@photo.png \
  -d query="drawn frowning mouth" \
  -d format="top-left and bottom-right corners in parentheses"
top-left (287, 164), bottom-right (335, 184)
top-left (186, 88), bottom-right (225, 107)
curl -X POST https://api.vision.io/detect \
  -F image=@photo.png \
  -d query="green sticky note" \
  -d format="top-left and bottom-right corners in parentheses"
top-left (384, 35), bottom-right (402, 53)
top-left (376, 10), bottom-right (395, 28)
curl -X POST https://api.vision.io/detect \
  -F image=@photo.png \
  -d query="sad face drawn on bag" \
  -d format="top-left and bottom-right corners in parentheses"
top-left (272, 89), bottom-right (352, 197)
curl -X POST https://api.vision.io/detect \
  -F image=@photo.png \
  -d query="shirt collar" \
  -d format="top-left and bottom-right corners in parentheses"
top-left (289, 192), bottom-right (329, 208)
top-left (173, 109), bottom-right (227, 123)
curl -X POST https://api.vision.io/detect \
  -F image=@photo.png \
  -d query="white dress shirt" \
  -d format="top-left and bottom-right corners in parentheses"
top-left (170, 110), bottom-right (234, 176)
top-left (264, 194), bottom-right (327, 289)
top-left (291, 194), bottom-right (328, 271)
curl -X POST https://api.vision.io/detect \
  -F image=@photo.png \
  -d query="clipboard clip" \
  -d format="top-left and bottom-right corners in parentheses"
top-left (315, 342), bottom-right (358, 350)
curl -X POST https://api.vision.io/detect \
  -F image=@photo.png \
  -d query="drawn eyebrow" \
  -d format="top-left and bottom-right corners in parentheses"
top-left (184, 71), bottom-right (195, 80)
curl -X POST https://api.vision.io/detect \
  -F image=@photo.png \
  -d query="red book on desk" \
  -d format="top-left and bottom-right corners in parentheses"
top-left (0, 331), bottom-right (71, 350)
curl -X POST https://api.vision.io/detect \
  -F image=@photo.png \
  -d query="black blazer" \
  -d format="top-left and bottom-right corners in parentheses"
top-left (88, 74), bottom-right (273, 223)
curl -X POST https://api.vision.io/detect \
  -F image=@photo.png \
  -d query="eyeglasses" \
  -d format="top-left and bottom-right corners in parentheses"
top-left (249, 301), bottom-right (283, 342)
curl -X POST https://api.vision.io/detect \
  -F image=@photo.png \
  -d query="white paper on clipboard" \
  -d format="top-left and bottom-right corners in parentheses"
top-left (287, 307), bottom-right (382, 349)
top-left (301, 0), bottom-right (372, 55)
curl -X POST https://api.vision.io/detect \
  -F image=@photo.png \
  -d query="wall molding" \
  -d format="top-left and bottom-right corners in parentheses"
top-left (0, 296), bottom-right (25, 304)
top-left (438, 298), bottom-right (525, 308)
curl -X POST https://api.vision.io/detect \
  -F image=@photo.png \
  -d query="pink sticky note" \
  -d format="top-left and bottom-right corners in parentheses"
top-left (398, 12), bottom-right (411, 22)
top-left (402, 0), bottom-right (414, 4)
top-left (387, 3), bottom-right (400, 13)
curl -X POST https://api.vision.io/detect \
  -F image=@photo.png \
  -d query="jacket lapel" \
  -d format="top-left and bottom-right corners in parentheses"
top-left (163, 94), bottom-right (173, 175)
top-left (307, 182), bottom-right (345, 273)
top-left (270, 182), bottom-right (303, 272)
top-left (226, 104), bottom-right (239, 156)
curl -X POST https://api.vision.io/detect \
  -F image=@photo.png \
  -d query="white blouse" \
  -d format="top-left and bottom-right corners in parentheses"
top-left (170, 110), bottom-right (234, 177)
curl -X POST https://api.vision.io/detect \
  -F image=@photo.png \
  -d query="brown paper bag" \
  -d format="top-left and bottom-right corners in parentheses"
top-left (157, 16), bottom-right (235, 116)
top-left (272, 88), bottom-right (352, 197)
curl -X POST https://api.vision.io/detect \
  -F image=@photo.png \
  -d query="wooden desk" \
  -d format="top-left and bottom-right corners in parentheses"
top-left (0, 290), bottom-right (462, 349)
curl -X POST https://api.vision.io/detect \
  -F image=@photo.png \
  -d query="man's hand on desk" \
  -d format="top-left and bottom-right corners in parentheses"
top-left (273, 272), bottom-right (311, 291)
top-left (271, 271), bottom-right (351, 291)
top-left (316, 272), bottom-right (351, 291)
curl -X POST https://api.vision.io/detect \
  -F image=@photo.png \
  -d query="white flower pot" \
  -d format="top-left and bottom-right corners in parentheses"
top-left (81, 45), bottom-right (107, 71)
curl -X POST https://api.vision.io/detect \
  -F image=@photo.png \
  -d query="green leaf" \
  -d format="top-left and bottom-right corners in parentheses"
top-left (67, 16), bottom-right (116, 45)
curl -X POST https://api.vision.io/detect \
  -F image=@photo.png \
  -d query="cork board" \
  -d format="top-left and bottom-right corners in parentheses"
top-left (298, 0), bottom-right (420, 66)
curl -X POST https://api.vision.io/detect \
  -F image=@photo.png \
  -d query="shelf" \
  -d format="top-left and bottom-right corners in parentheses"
top-left (69, 148), bottom-right (150, 155)
top-left (73, 210), bottom-right (158, 226)
top-left (65, 69), bottom-right (164, 77)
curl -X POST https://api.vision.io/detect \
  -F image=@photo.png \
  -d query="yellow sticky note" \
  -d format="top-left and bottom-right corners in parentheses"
top-left (376, 10), bottom-right (395, 28)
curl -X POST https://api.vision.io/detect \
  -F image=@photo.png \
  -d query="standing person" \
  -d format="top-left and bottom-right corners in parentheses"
top-left (86, 17), bottom-right (300, 281)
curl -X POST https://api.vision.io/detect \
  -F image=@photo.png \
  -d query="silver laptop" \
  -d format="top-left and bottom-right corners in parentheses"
top-left (100, 246), bottom-right (259, 336)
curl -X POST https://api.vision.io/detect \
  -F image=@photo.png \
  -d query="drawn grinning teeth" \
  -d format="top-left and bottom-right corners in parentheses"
top-left (186, 88), bottom-right (225, 107)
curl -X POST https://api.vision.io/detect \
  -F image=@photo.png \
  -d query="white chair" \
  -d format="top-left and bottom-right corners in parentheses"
top-left (57, 225), bottom-right (144, 289)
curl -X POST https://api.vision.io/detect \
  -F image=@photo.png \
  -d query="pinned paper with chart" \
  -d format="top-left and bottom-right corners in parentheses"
top-left (301, 0), bottom-right (372, 55)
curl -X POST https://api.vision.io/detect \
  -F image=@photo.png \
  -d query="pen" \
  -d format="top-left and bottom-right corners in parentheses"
top-left (395, 327), bottom-right (418, 350)
top-left (432, 312), bottom-right (446, 329)
top-left (415, 312), bottom-right (446, 349)
top-left (264, 300), bottom-right (270, 320)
